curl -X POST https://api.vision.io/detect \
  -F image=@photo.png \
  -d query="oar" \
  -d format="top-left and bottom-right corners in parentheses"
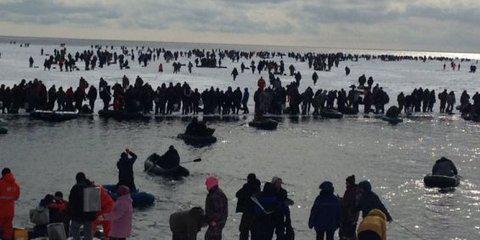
top-left (181, 158), bottom-right (202, 164)
top-left (251, 196), bottom-right (273, 215)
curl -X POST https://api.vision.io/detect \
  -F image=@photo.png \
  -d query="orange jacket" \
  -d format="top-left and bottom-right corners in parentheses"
top-left (100, 186), bottom-right (115, 213)
top-left (0, 173), bottom-right (20, 217)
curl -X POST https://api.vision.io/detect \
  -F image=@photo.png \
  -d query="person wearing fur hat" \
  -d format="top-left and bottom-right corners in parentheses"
top-left (169, 207), bottom-right (206, 240)
top-left (205, 176), bottom-right (228, 240)
top-left (357, 209), bottom-right (387, 240)
top-left (308, 181), bottom-right (341, 240)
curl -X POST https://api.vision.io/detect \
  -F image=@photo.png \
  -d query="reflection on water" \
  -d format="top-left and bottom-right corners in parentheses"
top-left (0, 115), bottom-right (479, 239)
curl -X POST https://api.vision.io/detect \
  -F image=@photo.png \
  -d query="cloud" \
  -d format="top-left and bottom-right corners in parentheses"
top-left (0, 0), bottom-right (478, 52)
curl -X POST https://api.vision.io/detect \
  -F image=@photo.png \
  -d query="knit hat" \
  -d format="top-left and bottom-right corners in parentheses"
top-left (117, 185), bottom-right (130, 196)
top-left (319, 181), bottom-right (334, 193)
top-left (205, 176), bottom-right (219, 191)
top-left (247, 173), bottom-right (257, 183)
top-left (346, 175), bottom-right (356, 185)
top-left (358, 180), bottom-right (372, 192)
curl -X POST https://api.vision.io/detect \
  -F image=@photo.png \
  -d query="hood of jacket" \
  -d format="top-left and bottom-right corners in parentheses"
top-left (1, 173), bottom-right (16, 183)
top-left (117, 193), bottom-right (133, 204)
top-left (358, 180), bottom-right (372, 192)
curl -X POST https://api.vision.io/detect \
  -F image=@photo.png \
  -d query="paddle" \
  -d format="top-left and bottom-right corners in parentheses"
top-left (251, 196), bottom-right (273, 215)
top-left (181, 158), bottom-right (202, 164)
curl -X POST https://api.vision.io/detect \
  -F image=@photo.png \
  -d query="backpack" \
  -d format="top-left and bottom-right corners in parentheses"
top-left (30, 206), bottom-right (50, 226)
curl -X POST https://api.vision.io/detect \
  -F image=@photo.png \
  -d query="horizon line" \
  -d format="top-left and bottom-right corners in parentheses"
top-left (1, 34), bottom-right (479, 57)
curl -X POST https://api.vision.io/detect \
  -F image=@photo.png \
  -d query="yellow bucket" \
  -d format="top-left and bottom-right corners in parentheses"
top-left (14, 228), bottom-right (29, 240)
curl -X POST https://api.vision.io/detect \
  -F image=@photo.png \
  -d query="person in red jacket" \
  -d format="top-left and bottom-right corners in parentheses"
top-left (92, 185), bottom-right (115, 239)
top-left (257, 77), bottom-right (266, 91)
top-left (0, 168), bottom-right (20, 240)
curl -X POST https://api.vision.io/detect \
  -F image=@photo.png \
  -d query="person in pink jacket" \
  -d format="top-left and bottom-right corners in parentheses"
top-left (102, 185), bottom-right (133, 240)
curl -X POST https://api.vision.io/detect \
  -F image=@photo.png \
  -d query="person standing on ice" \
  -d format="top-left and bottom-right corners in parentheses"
top-left (308, 181), bottom-right (341, 240)
top-left (236, 174), bottom-right (261, 240)
top-left (446, 91), bottom-right (456, 114)
top-left (289, 64), bottom-right (295, 76)
top-left (294, 71), bottom-right (302, 86)
top-left (339, 175), bottom-right (359, 240)
top-left (312, 71), bottom-right (319, 85)
top-left (117, 149), bottom-right (137, 191)
top-left (87, 86), bottom-right (97, 112)
top-left (102, 185), bottom-right (133, 240)
top-left (204, 176), bottom-right (228, 240)
top-left (0, 168), bottom-right (20, 240)
top-left (69, 172), bottom-right (97, 240)
top-left (188, 61), bottom-right (193, 74)
top-left (254, 77), bottom-right (267, 118)
top-left (397, 92), bottom-right (405, 113)
top-left (242, 88), bottom-right (250, 114)
top-left (29, 56), bottom-right (34, 68)
top-left (356, 181), bottom-right (392, 223)
top-left (231, 67), bottom-right (239, 81)
top-left (438, 89), bottom-right (448, 113)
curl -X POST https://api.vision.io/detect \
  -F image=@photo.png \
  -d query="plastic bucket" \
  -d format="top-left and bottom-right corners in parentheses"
top-left (47, 222), bottom-right (67, 240)
top-left (13, 228), bottom-right (29, 240)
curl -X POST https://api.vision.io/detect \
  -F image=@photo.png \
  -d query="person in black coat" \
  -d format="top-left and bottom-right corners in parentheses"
top-left (270, 177), bottom-right (294, 240)
top-left (254, 182), bottom-right (280, 240)
top-left (156, 145), bottom-right (180, 170)
top-left (438, 89), bottom-right (448, 113)
top-left (87, 86), bottom-right (97, 112)
top-left (236, 174), bottom-right (261, 240)
top-left (69, 172), bottom-right (98, 240)
top-left (308, 181), bottom-right (341, 240)
top-left (117, 149), bottom-right (137, 191)
top-left (356, 181), bottom-right (392, 222)
top-left (397, 92), bottom-right (405, 113)
top-left (242, 88), bottom-right (249, 114)
top-left (432, 157), bottom-right (458, 176)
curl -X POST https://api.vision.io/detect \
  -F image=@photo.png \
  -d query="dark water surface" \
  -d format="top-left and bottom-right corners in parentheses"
top-left (1, 115), bottom-right (480, 239)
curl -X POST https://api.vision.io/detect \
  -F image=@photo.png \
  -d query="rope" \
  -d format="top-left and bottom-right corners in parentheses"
top-left (394, 221), bottom-right (430, 240)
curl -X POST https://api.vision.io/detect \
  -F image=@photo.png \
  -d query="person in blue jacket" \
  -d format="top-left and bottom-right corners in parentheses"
top-left (253, 182), bottom-right (287, 240)
top-left (308, 181), bottom-right (341, 240)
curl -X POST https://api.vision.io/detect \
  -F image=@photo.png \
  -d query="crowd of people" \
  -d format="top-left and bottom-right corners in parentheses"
top-left (1, 73), bottom-right (480, 120)
top-left (0, 164), bottom-right (393, 240)
top-left (396, 88), bottom-right (480, 117)
top-left (23, 42), bottom-right (478, 75)
top-left (0, 41), bottom-right (477, 120)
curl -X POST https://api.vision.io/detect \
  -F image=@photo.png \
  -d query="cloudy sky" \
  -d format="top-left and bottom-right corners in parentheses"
top-left (0, 0), bottom-right (478, 53)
